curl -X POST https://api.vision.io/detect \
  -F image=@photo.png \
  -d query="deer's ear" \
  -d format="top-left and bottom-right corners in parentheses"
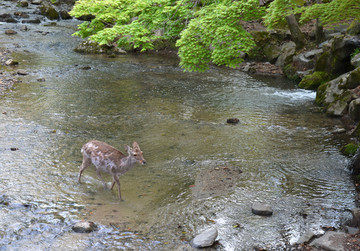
top-left (133, 142), bottom-right (140, 149)
top-left (124, 145), bottom-right (131, 153)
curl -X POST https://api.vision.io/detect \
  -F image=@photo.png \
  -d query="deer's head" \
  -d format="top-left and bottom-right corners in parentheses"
top-left (125, 142), bottom-right (146, 165)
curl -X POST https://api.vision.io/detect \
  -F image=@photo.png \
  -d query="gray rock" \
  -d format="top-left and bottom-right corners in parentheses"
top-left (351, 53), bottom-right (360, 68)
top-left (20, 25), bottom-right (29, 32)
top-left (293, 49), bottom-right (323, 71)
top-left (31, 0), bottom-right (43, 5)
top-left (251, 202), bottom-right (273, 216)
top-left (349, 98), bottom-right (360, 121)
top-left (275, 41), bottom-right (296, 67)
top-left (310, 231), bottom-right (347, 251)
top-left (191, 228), bottom-right (218, 248)
top-left (17, 70), bottom-right (28, 75)
top-left (263, 43), bottom-right (281, 63)
top-left (350, 208), bottom-right (360, 228)
top-left (344, 226), bottom-right (358, 235)
top-left (296, 230), bottom-right (316, 245)
top-left (72, 221), bottom-right (97, 233)
top-left (5, 59), bottom-right (18, 66)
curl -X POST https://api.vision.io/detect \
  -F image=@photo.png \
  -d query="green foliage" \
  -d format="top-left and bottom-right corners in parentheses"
top-left (263, 0), bottom-right (301, 29)
top-left (352, 48), bottom-right (360, 58)
top-left (177, 1), bottom-right (264, 72)
top-left (264, 0), bottom-right (360, 29)
top-left (70, 0), bottom-right (264, 71)
top-left (70, 0), bottom-right (360, 72)
top-left (300, 0), bottom-right (360, 26)
top-left (340, 143), bottom-right (359, 157)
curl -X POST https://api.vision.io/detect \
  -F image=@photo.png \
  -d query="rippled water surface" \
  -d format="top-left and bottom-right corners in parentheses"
top-left (0, 3), bottom-right (357, 250)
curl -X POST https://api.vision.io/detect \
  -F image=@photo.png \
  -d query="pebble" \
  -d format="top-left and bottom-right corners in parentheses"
top-left (5, 30), bottom-right (17, 35)
top-left (227, 118), bottom-right (240, 124)
top-left (5, 59), bottom-right (18, 66)
top-left (191, 228), bottom-right (218, 248)
top-left (251, 202), bottom-right (273, 216)
top-left (72, 221), bottom-right (97, 233)
top-left (17, 70), bottom-right (28, 75)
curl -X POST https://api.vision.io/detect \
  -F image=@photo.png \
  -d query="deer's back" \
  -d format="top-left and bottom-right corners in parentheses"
top-left (82, 140), bottom-right (126, 173)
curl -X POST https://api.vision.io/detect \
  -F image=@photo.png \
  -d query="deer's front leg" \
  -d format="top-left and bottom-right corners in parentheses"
top-left (79, 156), bottom-right (92, 183)
top-left (96, 169), bottom-right (108, 189)
top-left (113, 175), bottom-right (122, 201)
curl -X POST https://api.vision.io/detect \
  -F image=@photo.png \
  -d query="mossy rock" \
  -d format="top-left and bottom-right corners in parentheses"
top-left (315, 82), bottom-right (329, 105)
top-left (283, 63), bottom-right (301, 82)
top-left (347, 20), bottom-right (360, 35)
top-left (315, 50), bottom-right (331, 72)
top-left (340, 143), bottom-right (359, 157)
top-left (74, 40), bottom-right (126, 55)
top-left (152, 38), bottom-right (177, 52)
top-left (345, 67), bottom-right (360, 89)
top-left (39, 4), bottom-right (59, 20)
top-left (298, 71), bottom-right (331, 90)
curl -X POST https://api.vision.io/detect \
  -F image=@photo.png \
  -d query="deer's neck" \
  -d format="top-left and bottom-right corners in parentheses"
top-left (121, 156), bottom-right (137, 170)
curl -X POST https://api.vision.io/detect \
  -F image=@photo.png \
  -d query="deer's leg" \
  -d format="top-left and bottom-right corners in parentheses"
top-left (79, 156), bottom-right (92, 183)
top-left (96, 169), bottom-right (108, 189)
top-left (110, 181), bottom-right (115, 190)
top-left (113, 175), bottom-right (122, 201)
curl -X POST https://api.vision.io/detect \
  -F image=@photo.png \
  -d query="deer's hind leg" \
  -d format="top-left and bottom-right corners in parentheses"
top-left (79, 155), bottom-right (92, 183)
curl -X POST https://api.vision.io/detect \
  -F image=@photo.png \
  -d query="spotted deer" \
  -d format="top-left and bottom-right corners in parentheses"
top-left (78, 140), bottom-right (146, 201)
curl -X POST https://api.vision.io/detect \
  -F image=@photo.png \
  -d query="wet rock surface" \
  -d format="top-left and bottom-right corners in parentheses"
top-left (192, 166), bottom-right (242, 199)
top-left (310, 231), bottom-right (347, 251)
top-left (72, 221), bottom-right (97, 233)
top-left (191, 228), bottom-right (218, 248)
top-left (251, 202), bottom-right (273, 216)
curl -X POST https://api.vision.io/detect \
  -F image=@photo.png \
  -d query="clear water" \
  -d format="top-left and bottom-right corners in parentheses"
top-left (0, 2), bottom-right (356, 250)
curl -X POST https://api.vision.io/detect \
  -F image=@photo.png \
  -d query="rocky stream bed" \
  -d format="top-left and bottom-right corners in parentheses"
top-left (2, 0), bottom-right (360, 250)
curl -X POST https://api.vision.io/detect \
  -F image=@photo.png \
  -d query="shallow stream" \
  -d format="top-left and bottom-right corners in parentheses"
top-left (0, 2), bottom-right (357, 250)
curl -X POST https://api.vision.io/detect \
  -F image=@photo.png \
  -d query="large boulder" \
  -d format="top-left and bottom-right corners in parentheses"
top-left (315, 35), bottom-right (360, 75)
top-left (351, 53), bottom-right (360, 68)
top-left (347, 20), bottom-right (360, 35)
top-left (292, 49), bottom-right (323, 71)
top-left (249, 30), bottom-right (290, 62)
top-left (315, 72), bottom-right (350, 107)
top-left (348, 148), bottom-right (360, 175)
top-left (298, 71), bottom-right (331, 90)
top-left (310, 231), bottom-right (347, 251)
top-left (39, 3), bottom-right (59, 20)
top-left (275, 41), bottom-right (296, 67)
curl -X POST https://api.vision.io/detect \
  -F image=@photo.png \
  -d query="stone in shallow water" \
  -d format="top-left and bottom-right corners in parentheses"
top-left (310, 231), bottom-right (346, 251)
top-left (72, 221), bottom-right (97, 233)
top-left (251, 202), bottom-right (273, 216)
top-left (191, 228), bottom-right (218, 248)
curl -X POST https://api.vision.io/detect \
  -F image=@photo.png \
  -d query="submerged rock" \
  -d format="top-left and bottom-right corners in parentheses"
top-left (226, 118), bottom-right (239, 124)
top-left (72, 221), bottom-right (97, 233)
top-left (251, 202), bottom-right (273, 216)
top-left (192, 166), bottom-right (242, 199)
top-left (191, 228), bottom-right (218, 248)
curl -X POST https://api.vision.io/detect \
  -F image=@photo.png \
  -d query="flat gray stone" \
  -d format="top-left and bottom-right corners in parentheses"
top-left (310, 231), bottom-right (347, 251)
top-left (296, 230), bottom-right (315, 244)
top-left (191, 228), bottom-right (218, 248)
top-left (251, 202), bottom-right (273, 216)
